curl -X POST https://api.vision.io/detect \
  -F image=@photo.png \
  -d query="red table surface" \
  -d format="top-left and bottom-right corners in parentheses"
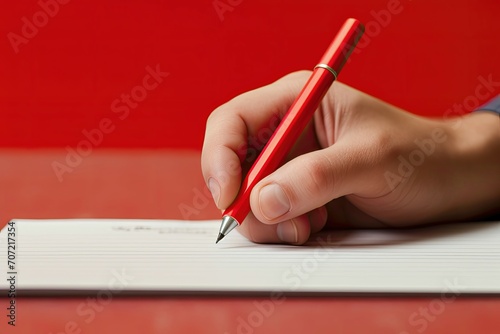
top-left (0, 149), bottom-right (499, 334)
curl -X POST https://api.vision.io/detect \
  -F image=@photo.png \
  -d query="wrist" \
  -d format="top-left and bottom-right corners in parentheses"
top-left (444, 112), bottom-right (500, 220)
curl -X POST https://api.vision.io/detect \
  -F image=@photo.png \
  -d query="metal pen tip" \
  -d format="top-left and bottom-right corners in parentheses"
top-left (216, 216), bottom-right (239, 244)
top-left (215, 233), bottom-right (225, 244)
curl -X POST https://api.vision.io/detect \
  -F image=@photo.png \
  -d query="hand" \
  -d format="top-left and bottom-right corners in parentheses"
top-left (202, 71), bottom-right (500, 245)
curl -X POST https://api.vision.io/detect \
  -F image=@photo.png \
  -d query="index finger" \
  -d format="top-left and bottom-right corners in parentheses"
top-left (201, 71), bottom-right (310, 210)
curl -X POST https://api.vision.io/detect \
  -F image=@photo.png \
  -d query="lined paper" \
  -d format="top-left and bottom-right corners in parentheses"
top-left (0, 219), bottom-right (499, 294)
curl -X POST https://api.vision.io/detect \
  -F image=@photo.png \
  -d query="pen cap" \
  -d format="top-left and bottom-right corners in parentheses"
top-left (318, 18), bottom-right (364, 75)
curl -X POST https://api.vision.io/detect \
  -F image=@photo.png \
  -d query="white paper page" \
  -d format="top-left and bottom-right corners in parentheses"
top-left (0, 219), bottom-right (499, 294)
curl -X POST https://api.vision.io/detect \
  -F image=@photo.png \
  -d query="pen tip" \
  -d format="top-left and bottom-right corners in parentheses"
top-left (215, 233), bottom-right (225, 244)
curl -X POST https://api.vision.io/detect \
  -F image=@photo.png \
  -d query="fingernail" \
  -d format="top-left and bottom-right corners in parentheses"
top-left (277, 220), bottom-right (298, 243)
top-left (259, 183), bottom-right (291, 220)
top-left (208, 177), bottom-right (220, 207)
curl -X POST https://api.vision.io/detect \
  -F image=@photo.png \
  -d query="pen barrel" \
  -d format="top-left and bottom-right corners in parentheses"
top-left (318, 18), bottom-right (365, 75)
top-left (222, 18), bottom-right (365, 225)
top-left (223, 69), bottom-right (335, 223)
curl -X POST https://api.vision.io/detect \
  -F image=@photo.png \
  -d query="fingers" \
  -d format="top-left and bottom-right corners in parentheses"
top-left (237, 206), bottom-right (328, 245)
top-left (249, 139), bottom-right (383, 226)
top-left (201, 71), bottom-right (310, 210)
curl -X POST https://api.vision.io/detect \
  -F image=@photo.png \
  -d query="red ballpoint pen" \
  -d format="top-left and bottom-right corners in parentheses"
top-left (216, 18), bottom-right (365, 243)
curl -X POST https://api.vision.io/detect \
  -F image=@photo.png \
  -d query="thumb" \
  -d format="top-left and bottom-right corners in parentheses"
top-left (249, 140), bottom-right (379, 224)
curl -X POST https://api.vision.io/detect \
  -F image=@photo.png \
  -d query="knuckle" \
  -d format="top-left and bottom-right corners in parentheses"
top-left (283, 70), bottom-right (312, 81)
top-left (371, 129), bottom-right (405, 165)
top-left (206, 106), bottom-right (223, 127)
top-left (280, 71), bottom-right (312, 91)
top-left (298, 153), bottom-right (335, 196)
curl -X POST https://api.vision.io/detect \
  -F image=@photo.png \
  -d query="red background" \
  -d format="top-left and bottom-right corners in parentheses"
top-left (1, 3), bottom-right (500, 333)
top-left (1, 0), bottom-right (499, 150)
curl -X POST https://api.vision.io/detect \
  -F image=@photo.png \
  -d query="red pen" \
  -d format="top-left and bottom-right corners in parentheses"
top-left (216, 18), bottom-right (365, 243)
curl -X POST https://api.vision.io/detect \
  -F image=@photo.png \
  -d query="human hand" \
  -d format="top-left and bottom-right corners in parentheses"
top-left (202, 71), bottom-right (500, 244)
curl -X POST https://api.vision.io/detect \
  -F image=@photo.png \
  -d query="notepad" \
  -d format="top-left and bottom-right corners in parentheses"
top-left (0, 219), bottom-right (499, 295)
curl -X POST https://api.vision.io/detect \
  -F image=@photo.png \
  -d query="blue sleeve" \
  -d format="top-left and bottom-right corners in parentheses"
top-left (475, 95), bottom-right (500, 115)
top-left (474, 95), bottom-right (500, 221)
